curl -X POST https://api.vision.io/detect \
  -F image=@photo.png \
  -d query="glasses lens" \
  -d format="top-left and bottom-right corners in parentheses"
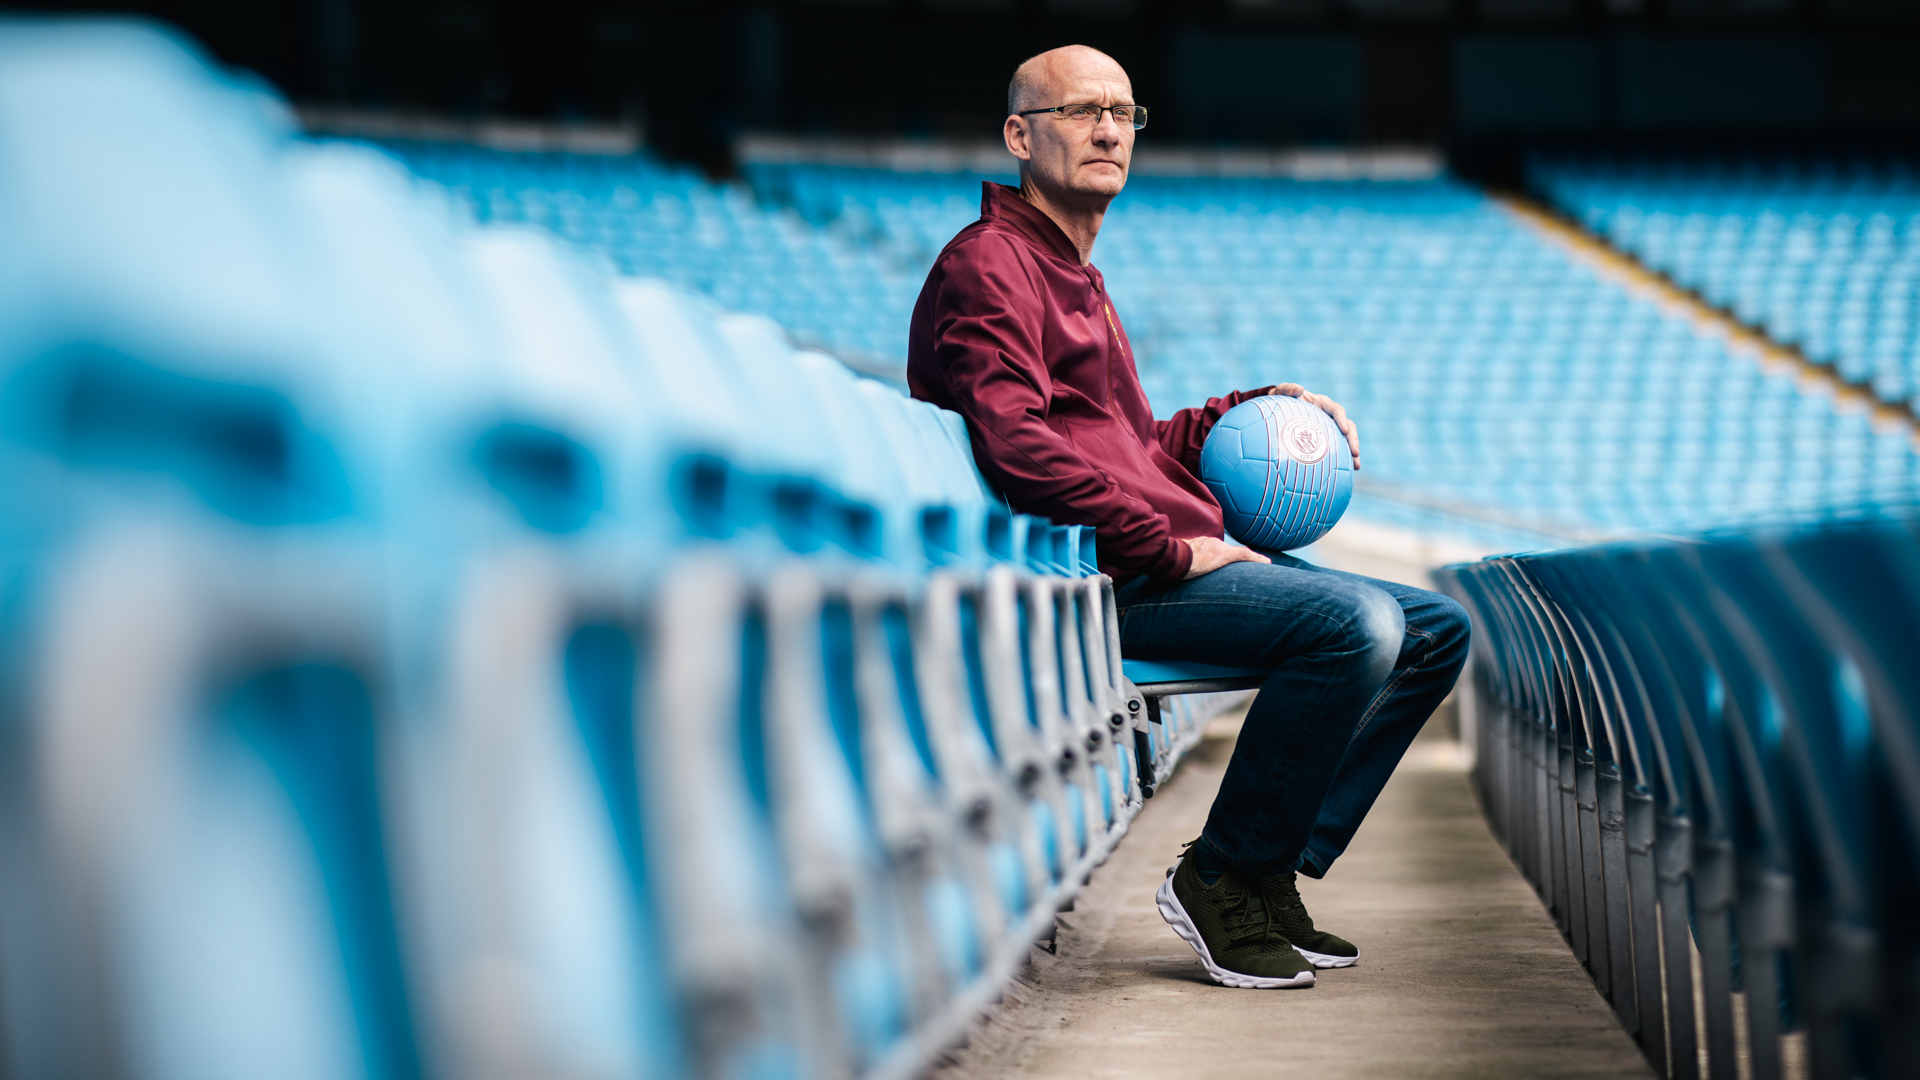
top-left (1052, 104), bottom-right (1146, 128)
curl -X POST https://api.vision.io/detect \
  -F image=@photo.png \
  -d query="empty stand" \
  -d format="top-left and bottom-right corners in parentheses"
top-left (1534, 154), bottom-right (1920, 414)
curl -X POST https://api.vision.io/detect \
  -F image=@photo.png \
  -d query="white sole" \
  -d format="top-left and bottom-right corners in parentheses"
top-left (1155, 875), bottom-right (1316, 989)
top-left (1296, 946), bottom-right (1359, 969)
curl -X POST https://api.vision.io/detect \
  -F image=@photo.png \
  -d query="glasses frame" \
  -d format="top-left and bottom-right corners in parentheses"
top-left (1015, 103), bottom-right (1148, 131)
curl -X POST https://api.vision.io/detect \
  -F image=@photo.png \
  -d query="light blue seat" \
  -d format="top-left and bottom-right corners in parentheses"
top-left (1122, 658), bottom-right (1272, 695)
top-left (302, 148), bottom-right (689, 1080)
top-left (0, 23), bottom-right (438, 1080)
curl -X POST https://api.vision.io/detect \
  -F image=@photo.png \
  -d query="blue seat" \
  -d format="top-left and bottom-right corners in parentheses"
top-left (1437, 514), bottom-right (1920, 1078)
top-left (1122, 658), bottom-right (1271, 695)
top-left (0, 25), bottom-right (435, 1080)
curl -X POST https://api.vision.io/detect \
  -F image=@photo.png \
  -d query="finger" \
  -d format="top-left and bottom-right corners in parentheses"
top-left (1270, 383), bottom-right (1303, 398)
top-left (1231, 545), bottom-right (1270, 565)
top-left (1306, 396), bottom-right (1360, 465)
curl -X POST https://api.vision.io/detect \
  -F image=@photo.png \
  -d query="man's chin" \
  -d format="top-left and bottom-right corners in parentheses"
top-left (1070, 170), bottom-right (1127, 198)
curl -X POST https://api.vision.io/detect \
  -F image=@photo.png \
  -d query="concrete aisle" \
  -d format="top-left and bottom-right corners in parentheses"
top-left (930, 706), bottom-right (1654, 1080)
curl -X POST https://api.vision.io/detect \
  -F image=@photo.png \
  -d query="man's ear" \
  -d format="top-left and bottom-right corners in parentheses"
top-left (1003, 115), bottom-right (1032, 162)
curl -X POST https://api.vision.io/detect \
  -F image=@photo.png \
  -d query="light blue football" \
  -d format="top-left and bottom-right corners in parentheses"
top-left (1200, 395), bottom-right (1353, 552)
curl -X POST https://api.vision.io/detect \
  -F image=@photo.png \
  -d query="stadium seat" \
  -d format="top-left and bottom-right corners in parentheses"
top-left (1122, 658), bottom-right (1271, 695)
top-left (0, 25), bottom-right (426, 1080)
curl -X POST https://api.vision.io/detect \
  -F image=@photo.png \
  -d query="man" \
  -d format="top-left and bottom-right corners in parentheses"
top-left (907, 45), bottom-right (1469, 989)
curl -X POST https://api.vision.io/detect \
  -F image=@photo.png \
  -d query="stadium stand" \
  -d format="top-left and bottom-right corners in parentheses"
top-left (1532, 154), bottom-right (1920, 414)
top-left (7, 14), bottom-right (1920, 1080)
top-left (1435, 521), bottom-right (1920, 1080)
top-left (384, 145), bottom-right (1920, 548)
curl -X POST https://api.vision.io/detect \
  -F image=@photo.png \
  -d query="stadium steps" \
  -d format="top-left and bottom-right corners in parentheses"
top-left (1498, 193), bottom-right (1920, 439)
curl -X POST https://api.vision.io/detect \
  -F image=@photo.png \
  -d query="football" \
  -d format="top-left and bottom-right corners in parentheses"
top-left (1199, 394), bottom-right (1354, 552)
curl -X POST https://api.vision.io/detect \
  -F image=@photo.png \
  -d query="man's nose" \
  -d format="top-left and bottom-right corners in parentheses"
top-left (1091, 110), bottom-right (1125, 146)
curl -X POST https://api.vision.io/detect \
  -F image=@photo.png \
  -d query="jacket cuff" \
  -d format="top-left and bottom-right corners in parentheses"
top-left (1149, 536), bottom-right (1192, 583)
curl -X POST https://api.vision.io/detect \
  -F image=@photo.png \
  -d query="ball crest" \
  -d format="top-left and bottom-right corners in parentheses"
top-left (1199, 394), bottom-right (1354, 552)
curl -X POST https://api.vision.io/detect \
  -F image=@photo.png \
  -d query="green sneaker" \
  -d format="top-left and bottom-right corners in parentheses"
top-left (1261, 870), bottom-right (1359, 968)
top-left (1156, 855), bottom-right (1315, 988)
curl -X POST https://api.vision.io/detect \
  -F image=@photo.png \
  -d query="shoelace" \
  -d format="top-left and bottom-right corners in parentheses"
top-left (1183, 841), bottom-right (1279, 946)
top-left (1219, 883), bottom-right (1277, 946)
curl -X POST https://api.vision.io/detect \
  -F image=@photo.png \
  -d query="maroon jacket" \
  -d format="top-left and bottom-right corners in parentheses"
top-left (908, 182), bottom-right (1271, 583)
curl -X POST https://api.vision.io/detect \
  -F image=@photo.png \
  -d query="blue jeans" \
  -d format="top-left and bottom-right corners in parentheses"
top-left (1115, 555), bottom-right (1470, 879)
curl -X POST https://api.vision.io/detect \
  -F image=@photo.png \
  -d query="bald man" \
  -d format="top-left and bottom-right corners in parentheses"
top-left (907, 46), bottom-right (1469, 989)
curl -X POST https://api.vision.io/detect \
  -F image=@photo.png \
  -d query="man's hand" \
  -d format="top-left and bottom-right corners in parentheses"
top-left (1270, 383), bottom-right (1361, 470)
top-left (1185, 536), bottom-right (1270, 580)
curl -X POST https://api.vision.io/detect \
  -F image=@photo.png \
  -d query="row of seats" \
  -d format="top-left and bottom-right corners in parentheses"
top-left (0, 20), bottom-right (1232, 1080)
top-left (1531, 154), bottom-right (1920, 411)
top-left (1434, 519), bottom-right (1920, 1080)
top-left (383, 145), bottom-right (1920, 543)
top-left (395, 145), bottom-right (925, 371)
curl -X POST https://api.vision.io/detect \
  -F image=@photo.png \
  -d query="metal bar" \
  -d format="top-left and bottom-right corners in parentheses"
top-left (1626, 787), bottom-right (1667, 1075)
top-left (1659, 813), bottom-right (1701, 1080)
top-left (1695, 836), bottom-right (1739, 1080)
top-left (1576, 748), bottom-right (1611, 996)
top-left (1598, 763), bottom-right (1635, 1029)
top-left (1561, 736), bottom-right (1586, 960)
top-left (1539, 723), bottom-right (1558, 914)
top-left (1736, 866), bottom-right (1794, 1080)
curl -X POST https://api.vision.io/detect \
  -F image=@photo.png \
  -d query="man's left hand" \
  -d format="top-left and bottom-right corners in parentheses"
top-left (1270, 384), bottom-right (1361, 470)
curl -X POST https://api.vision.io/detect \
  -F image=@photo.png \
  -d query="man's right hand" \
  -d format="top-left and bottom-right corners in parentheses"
top-left (1185, 536), bottom-right (1271, 579)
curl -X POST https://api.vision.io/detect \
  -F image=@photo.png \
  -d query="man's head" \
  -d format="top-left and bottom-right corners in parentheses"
top-left (1004, 45), bottom-right (1135, 209)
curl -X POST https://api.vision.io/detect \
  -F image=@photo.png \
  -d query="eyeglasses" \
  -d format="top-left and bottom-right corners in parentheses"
top-left (1016, 103), bottom-right (1148, 131)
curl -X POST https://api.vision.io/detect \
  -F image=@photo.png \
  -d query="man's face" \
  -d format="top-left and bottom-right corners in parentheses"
top-left (1006, 54), bottom-right (1134, 203)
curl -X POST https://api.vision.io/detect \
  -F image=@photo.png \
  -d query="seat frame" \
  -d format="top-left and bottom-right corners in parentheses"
top-left (1122, 670), bottom-right (1271, 797)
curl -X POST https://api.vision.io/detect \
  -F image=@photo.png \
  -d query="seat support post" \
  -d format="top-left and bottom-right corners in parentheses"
top-left (1133, 696), bottom-right (1166, 798)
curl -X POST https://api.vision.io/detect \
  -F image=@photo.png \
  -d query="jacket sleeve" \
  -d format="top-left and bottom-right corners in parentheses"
top-left (1154, 387), bottom-right (1278, 478)
top-left (929, 236), bottom-right (1193, 583)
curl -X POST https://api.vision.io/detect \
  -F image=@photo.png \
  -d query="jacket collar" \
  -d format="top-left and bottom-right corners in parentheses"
top-left (980, 182), bottom-right (1085, 269)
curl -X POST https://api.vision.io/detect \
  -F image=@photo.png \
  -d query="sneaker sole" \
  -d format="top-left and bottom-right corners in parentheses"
top-left (1295, 947), bottom-right (1359, 969)
top-left (1154, 876), bottom-right (1315, 989)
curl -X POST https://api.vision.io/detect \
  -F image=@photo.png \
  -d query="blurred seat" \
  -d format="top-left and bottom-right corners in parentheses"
top-left (1436, 519), bottom-right (1920, 1080)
